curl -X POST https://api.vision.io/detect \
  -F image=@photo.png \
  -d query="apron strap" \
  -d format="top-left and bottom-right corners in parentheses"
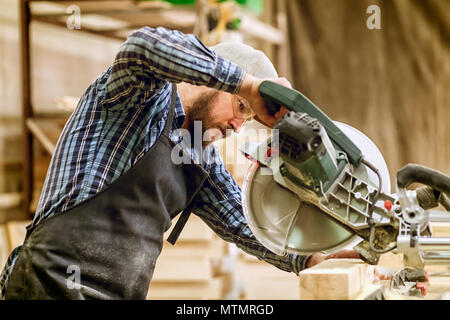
top-left (167, 200), bottom-right (195, 245)
top-left (166, 82), bottom-right (195, 246)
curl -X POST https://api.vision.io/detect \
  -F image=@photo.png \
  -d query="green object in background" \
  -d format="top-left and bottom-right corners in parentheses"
top-left (232, 0), bottom-right (262, 14)
top-left (162, 0), bottom-right (195, 5)
top-left (227, 18), bottom-right (241, 30)
top-left (158, 0), bottom-right (263, 14)
top-left (259, 81), bottom-right (363, 167)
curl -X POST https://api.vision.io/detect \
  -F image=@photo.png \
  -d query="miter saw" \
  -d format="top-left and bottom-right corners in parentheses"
top-left (241, 81), bottom-right (450, 271)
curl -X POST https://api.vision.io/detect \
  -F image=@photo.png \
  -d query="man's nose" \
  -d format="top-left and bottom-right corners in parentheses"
top-left (229, 118), bottom-right (245, 133)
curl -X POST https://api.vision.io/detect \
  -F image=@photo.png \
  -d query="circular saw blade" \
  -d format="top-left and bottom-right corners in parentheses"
top-left (242, 121), bottom-right (391, 257)
top-left (242, 162), bottom-right (360, 256)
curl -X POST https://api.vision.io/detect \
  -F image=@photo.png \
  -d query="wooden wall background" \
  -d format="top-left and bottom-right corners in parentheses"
top-left (285, 0), bottom-right (449, 187)
top-left (0, 0), bottom-right (448, 216)
top-left (0, 0), bottom-right (120, 222)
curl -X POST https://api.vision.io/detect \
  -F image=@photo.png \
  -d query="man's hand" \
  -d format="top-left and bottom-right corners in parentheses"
top-left (306, 250), bottom-right (361, 268)
top-left (306, 250), bottom-right (391, 281)
top-left (238, 73), bottom-right (292, 128)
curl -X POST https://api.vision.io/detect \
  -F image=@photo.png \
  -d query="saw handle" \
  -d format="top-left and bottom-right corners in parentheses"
top-left (397, 164), bottom-right (450, 195)
top-left (258, 81), bottom-right (289, 115)
top-left (258, 80), bottom-right (363, 166)
top-left (259, 84), bottom-right (282, 115)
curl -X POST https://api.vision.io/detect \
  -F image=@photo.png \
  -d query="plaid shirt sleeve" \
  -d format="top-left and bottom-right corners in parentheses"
top-left (194, 147), bottom-right (311, 274)
top-left (101, 26), bottom-right (245, 110)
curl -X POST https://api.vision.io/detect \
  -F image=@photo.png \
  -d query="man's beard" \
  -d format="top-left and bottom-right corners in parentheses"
top-left (186, 91), bottom-right (231, 147)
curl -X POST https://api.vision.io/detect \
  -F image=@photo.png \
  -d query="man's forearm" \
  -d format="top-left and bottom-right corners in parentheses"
top-left (106, 27), bottom-right (245, 101)
top-left (194, 201), bottom-right (311, 275)
top-left (101, 26), bottom-right (246, 110)
top-left (231, 221), bottom-right (311, 274)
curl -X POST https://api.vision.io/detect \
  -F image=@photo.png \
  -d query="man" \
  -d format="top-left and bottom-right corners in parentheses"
top-left (1, 27), bottom-right (358, 299)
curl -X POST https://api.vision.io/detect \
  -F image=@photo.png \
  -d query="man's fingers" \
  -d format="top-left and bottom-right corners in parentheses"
top-left (306, 252), bottom-right (327, 268)
top-left (313, 250), bottom-right (392, 281)
top-left (274, 106), bottom-right (289, 120)
top-left (374, 268), bottom-right (391, 280)
top-left (246, 77), bottom-right (294, 128)
top-left (254, 107), bottom-right (288, 128)
top-left (325, 250), bottom-right (361, 260)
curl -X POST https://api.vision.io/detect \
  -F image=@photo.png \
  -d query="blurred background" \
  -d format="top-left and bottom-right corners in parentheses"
top-left (0, 0), bottom-right (448, 299)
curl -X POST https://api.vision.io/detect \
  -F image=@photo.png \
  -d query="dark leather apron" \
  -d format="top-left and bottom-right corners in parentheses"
top-left (5, 84), bottom-right (207, 300)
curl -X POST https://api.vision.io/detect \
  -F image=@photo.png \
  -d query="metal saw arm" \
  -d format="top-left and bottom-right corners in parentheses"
top-left (258, 81), bottom-right (363, 166)
top-left (395, 164), bottom-right (450, 268)
top-left (241, 81), bottom-right (450, 269)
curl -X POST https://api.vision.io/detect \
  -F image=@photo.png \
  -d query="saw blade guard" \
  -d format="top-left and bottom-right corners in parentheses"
top-left (242, 122), bottom-right (391, 256)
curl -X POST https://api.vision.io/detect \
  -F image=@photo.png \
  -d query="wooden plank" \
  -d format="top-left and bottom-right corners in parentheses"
top-left (147, 277), bottom-right (224, 300)
top-left (5, 220), bottom-right (31, 252)
top-left (240, 13), bottom-right (284, 45)
top-left (275, 0), bottom-right (292, 79)
top-left (237, 253), bottom-right (300, 300)
top-left (20, 0), bottom-right (34, 217)
top-left (161, 237), bottom-right (225, 259)
top-left (31, 1), bottom-right (171, 16)
top-left (299, 259), bottom-right (369, 300)
top-left (0, 193), bottom-right (22, 210)
top-left (430, 222), bottom-right (450, 237)
top-left (244, 277), bottom-right (299, 300)
top-left (261, 0), bottom-right (276, 63)
top-left (152, 255), bottom-right (212, 283)
top-left (164, 214), bottom-right (213, 243)
top-left (32, 1), bottom-right (196, 31)
top-left (354, 283), bottom-right (386, 300)
top-left (0, 225), bottom-right (10, 268)
top-left (424, 276), bottom-right (450, 300)
top-left (26, 117), bottom-right (67, 155)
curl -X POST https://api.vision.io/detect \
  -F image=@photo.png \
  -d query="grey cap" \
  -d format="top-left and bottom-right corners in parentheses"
top-left (210, 42), bottom-right (278, 79)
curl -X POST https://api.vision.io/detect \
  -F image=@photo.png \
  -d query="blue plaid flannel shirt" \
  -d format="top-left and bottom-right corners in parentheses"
top-left (1, 27), bottom-right (310, 296)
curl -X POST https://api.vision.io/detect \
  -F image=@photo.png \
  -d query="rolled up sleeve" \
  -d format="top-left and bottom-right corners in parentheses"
top-left (101, 27), bottom-right (245, 110)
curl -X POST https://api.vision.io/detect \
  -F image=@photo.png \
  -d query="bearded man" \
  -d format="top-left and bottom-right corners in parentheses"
top-left (1, 27), bottom-right (358, 299)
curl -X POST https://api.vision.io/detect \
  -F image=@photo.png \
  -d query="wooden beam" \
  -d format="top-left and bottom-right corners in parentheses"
top-left (5, 221), bottom-right (31, 252)
top-left (26, 118), bottom-right (56, 155)
top-left (25, 117), bottom-right (68, 156)
top-left (431, 222), bottom-right (450, 237)
top-left (164, 214), bottom-right (213, 243)
top-left (152, 256), bottom-right (212, 283)
top-left (33, 16), bottom-right (127, 41)
top-left (260, 0), bottom-right (275, 62)
top-left (240, 13), bottom-right (284, 45)
top-left (0, 193), bottom-right (22, 210)
top-left (20, 0), bottom-right (34, 217)
top-left (0, 225), bottom-right (10, 268)
top-left (299, 259), bottom-right (371, 300)
top-left (275, 0), bottom-right (292, 79)
top-left (147, 278), bottom-right (224, 300)
top-left (30, 0), bottom-right (171, 16)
